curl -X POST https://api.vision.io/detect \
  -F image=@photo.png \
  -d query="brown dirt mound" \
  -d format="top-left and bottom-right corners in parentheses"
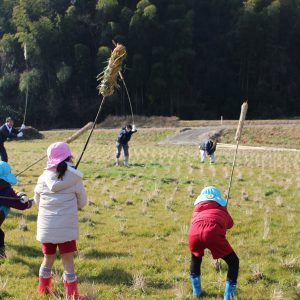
top-left (100, 115), bottom-right (180, 128)
top-left (21, 126), bottom-right (44, 140)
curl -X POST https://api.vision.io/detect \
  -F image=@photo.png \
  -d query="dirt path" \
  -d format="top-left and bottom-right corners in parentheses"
top-left (159, 126), bottom-right (300, 152)
top-left (159, 126), bottom-right (232, 145)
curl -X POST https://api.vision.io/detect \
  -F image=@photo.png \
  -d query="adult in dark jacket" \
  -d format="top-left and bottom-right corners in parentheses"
top-left (0, 117), bottom-right (25, 162)
top-left (188, 186), bottom-right (239, 299)
top-left (199, 138), bottom-right (216, 163)
top-left (0, 161), bottom-right (33, 257)
top-left (116, 124), bottom-right (137, 166)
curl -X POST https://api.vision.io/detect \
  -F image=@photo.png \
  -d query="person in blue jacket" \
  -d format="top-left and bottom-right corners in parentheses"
top-left (0, 117), bottom-right (25, 162)
top-left (199, 138), bottom-right (216, 164)
top-left (116, 124), bottom-right (137, 167)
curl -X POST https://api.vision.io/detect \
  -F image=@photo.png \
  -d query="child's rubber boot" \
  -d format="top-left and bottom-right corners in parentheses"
top-left (190, 275), bottom-right (202, 297)
top-left (64, 280), bottom-right (87, 300)
top-left (224, 280), bottom-right (236, 300)
top-left (38, 276), bottom-right (55, 295)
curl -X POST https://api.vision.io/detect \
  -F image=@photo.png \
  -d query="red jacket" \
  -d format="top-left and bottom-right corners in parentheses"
top-left (189, 201), bottom-right (233, 235)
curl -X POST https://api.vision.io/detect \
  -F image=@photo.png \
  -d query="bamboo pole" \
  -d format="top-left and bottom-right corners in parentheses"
top-left (16, 122), bottom-right (93, 176)
top-left (226, 101), bottom-right (248, 205)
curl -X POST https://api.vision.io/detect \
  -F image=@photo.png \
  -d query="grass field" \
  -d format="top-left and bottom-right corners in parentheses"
top-left (0, 128), bottom-right (299, 299)
top-left (221, 125), bottom-right (300, 149)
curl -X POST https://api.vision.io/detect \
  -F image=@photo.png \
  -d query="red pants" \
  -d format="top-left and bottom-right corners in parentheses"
top-left (188, 222), bottom-right (233, 259)
top-left (42, 240), bottom-right (77, 255)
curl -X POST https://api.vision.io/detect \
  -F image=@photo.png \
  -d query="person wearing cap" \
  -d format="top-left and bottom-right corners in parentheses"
top-left (0, 117), bottom-right (26, 162)
top-left (188, 186), bottom-right (239, 299)
top-left (115, 124), bottom-right (137, 167)
top-left (34, 142), bottom-right (87, 299)
top-left (0, 161), bottom-right (33, 257)
top-left (199, 138), bottom-right (216, 163)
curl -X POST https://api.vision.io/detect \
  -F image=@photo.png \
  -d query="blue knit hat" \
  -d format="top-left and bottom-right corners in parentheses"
top-left (0, 161), bottom-right (17, 185)
top-left (194, 186), bottom-right (227, 207)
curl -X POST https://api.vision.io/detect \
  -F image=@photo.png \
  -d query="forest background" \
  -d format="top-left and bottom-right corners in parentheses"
top-left (0, 0), bottom-right (300, 129)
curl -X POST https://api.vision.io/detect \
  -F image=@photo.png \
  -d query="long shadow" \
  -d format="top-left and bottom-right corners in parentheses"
top-left (10, 244), bottom-right (41, 258)
top-left (83, 249), bottom-right (131, 259)
top-left (82, 267), bottom-right (131, 285)
top-left (8, 255), bottom-right (40, 276)
top-left (147, 280), bottom-right (172, 290)
top-left (131, 163), bottom-right (146, 167)
top-left (0, 290), bottom-right (10, 298)
top-left (9, 212), bottom-right (37, 222)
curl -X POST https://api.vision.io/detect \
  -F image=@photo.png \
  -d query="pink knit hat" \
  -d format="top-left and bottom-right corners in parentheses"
top-left (46, 142), bottom-right (72, 169)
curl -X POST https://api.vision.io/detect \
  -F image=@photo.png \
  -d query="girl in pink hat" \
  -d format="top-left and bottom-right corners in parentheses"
top-left (34, 142), bottom-right (87, 299)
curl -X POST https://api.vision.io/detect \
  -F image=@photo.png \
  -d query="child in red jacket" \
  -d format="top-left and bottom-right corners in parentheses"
top-left (188, 186), bottom-right (239, 299)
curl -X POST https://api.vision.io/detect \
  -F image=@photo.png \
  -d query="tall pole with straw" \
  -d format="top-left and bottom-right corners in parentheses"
top-left (23, 43), bottom-right (29, 125)
top-left (75, 43), bottom-right (127, 168)
top-left (226, 101), bottom-right (248, 205)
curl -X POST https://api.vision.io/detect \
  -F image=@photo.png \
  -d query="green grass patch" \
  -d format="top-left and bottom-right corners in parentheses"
top-left (0, 129), bottom-right (299, 299)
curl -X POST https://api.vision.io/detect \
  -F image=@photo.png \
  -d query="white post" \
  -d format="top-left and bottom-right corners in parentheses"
top-left (221, 115), bottom-right (223, 125)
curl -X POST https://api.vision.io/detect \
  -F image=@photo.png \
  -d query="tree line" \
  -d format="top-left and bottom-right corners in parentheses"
top-left (0, 0), bottom-right (299, 129)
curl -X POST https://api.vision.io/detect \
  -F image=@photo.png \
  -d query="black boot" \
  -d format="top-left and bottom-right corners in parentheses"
top-left (0, 247), bottom-right (5, 258)
top-left (0, 228), bottom-right (5, 258)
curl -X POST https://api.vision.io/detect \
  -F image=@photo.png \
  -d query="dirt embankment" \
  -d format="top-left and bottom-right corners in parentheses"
top-left (159, 125), bottom-right (300, 151)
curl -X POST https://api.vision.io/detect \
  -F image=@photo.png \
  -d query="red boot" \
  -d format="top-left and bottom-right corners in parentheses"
top-left (64, 280), bottom-right (87, 300)
top-left (38, 276), bottom-right (54, 295)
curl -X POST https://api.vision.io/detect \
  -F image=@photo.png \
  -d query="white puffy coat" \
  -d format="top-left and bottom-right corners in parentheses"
top-left (34, 164), bottom-right (87, 243)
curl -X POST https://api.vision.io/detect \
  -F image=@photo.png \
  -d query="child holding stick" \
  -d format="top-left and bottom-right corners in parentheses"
top-left (188, 186), bottom-right (239, 299)
top-left (34, 142), bottom-right (87, 299)
top-left (0, 161), bottom-right (33, 257)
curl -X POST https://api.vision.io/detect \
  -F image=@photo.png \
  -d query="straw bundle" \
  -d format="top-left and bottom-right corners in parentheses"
top-left (235, 102), bottom-right (248, 141)
top-left (65, 122), bottom-right (93, 144)
top-left (96, 43), bottom-right (127, 97)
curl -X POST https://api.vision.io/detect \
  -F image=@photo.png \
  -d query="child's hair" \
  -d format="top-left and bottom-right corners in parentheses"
top-left (126, 124), bottom-right (132, 130)
top-left (57, 156), bottom-right (72, 179)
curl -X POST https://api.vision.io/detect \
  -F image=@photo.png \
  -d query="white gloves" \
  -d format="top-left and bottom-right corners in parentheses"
top-left (17, 192), bottom-right (29, 203)
top-left (132, 124), bottom-right (136, 131)
top-left (20, 124), bottom-right (26, 130)
top-left (17, 132), bottom-right (23, 138)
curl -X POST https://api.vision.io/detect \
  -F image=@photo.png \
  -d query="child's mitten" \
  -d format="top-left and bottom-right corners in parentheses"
top-left (17, 192), bottom-right (29, 203)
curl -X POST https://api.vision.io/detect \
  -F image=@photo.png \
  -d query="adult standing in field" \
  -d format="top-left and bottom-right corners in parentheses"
top-left (0, 117), bottom-right (25, 162)
top-left (115, 124), bottom-right (137, 167)
top-left (199, 138), bottom-right (217, 163)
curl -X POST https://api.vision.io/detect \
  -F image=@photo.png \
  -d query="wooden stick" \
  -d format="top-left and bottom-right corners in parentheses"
top-left (226, 101), bottom-right (248, 205)
top-left (16, 122), bottom-right (93, 176)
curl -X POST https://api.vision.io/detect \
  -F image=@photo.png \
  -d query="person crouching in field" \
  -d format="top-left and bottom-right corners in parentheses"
top-left (34, 142), bottom-right (87, 299)
top-left (116, 124), bottom-right (137, 167)
top-left (199, 138), bottom-right (216, 163)
top-left (0, 161), bottom-right (33, 257)
top-left (188, 186), bottom-right (239, 299)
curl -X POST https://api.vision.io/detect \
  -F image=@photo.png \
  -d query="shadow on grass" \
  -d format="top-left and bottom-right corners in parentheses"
top-left (9, 212), bottom-right (37, 222)
top-left (83, 267), bottom-right (131, 285)
top-left (7, 255), bottom-right (40, 276)
top-left (10, 244), bottom-right (41, 258)
top-left (83, 249), bottom-right (131, 259)
top-left (147, 280), bottom-right (173, 290)
top-left (0, 291), bottom-right (10, 299)
top-left (131, 163), bottom-right (146, 167)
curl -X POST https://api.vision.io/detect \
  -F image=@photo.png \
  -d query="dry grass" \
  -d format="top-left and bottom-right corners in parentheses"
top-left (0, 128), bottom-right (299, 299)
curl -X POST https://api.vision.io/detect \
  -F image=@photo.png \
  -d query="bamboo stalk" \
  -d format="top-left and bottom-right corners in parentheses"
top-left (226, 101), bottom-right (248, 204)
top-left (76, 43), bottom-right (128, 167)
top-left (16, 122), bottom-right (93, 176)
